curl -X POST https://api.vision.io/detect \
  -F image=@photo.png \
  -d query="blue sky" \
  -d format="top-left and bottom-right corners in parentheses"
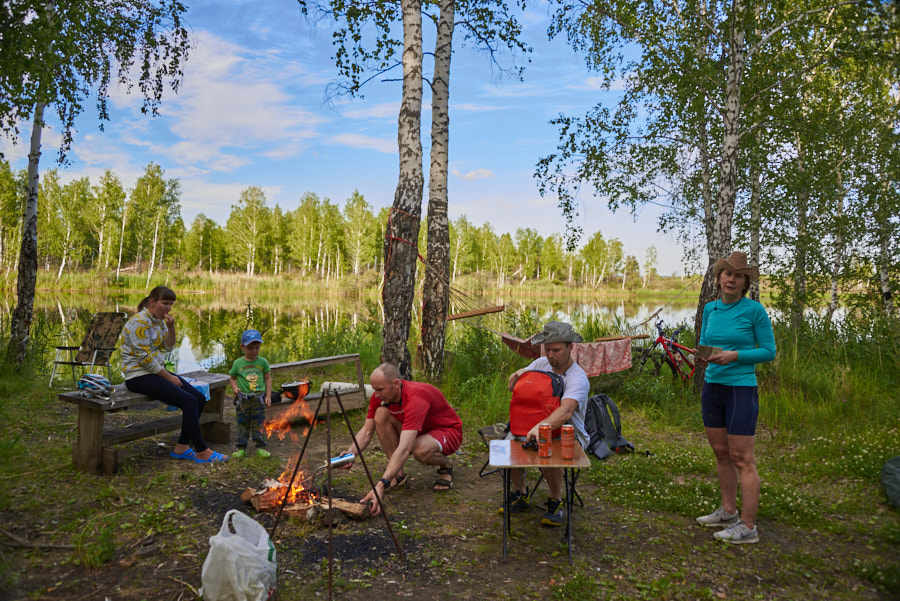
top-left (1, 0), bottom-right (690, 276)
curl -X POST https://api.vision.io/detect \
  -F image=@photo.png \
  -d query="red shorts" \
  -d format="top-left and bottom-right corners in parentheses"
top-left (422, 426), bottom-right (462, 455)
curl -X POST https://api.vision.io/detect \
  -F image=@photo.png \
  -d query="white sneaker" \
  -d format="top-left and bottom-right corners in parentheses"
top-left (696, 504), bottom-right (740, 527)
top-left (713, 521), bottom-right (759, 544)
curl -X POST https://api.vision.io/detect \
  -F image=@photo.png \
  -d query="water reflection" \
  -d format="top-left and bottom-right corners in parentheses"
top-left (14, 292), bottom-right (700, 375)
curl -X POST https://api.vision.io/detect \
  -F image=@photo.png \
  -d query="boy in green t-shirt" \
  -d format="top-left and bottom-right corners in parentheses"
top-left (229, 329), bottom-right (273, 458)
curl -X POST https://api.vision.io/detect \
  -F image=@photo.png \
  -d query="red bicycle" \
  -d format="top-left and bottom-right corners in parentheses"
top-left (635, 320), bottom-right (696, 383)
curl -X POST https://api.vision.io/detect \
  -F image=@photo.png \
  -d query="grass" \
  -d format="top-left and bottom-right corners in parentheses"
top-left (0, 289), bottom-right (898, 598)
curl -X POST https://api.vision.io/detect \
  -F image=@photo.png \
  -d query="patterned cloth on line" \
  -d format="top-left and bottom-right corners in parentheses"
top-left (502, 333), bottom-right (632, 376)
top-left (552, 339), bottom-right (632, 376)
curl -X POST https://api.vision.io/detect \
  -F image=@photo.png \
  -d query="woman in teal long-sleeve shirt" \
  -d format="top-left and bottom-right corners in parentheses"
top-left (694, 252), bottom-right (775, 545)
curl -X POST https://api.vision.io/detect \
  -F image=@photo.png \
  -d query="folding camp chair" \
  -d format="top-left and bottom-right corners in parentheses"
top-left (49, 312), bottom-right (127, 388)
top-left (478, 423), bottom-right (508, 477)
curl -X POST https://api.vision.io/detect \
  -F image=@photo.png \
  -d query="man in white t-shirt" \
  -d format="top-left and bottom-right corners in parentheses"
top-left (504, 321), bottom-right (590, 527)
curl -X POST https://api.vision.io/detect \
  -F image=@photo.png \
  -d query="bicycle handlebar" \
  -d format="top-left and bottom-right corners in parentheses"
top-left (654, 319), bottom-right (685, 343)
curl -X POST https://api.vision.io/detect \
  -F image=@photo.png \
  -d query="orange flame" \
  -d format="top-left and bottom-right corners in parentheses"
top-left (264, 396), bottom-right (315, 442)
top-left (264, 453), bottom-right (320, 505)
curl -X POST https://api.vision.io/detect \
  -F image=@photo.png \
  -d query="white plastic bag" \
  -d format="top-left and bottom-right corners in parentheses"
top-left (200, 510), bottom-right (276, 601)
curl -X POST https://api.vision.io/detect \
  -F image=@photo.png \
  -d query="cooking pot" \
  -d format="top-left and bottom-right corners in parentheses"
top-left (281, 379), bottom-right (311, 400)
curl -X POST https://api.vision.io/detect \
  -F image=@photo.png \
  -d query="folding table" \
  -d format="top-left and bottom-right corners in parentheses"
top-left (489, 439), bottom-right (591, 564)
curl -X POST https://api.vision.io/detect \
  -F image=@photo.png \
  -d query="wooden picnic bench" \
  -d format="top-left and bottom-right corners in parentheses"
top-left (59, 370), bottom-right (231, 474)
top-left (59, 355), bottom-right (371, 474)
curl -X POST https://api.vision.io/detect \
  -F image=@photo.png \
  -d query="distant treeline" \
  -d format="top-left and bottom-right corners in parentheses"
top-left (0, 161), bottom-right (663, 288)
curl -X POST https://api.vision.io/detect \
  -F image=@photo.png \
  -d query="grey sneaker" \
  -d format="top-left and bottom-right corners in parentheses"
top-left (541, 498), bottom-right (565, 527)
top-left (498, 491), bottom-right (530, 515)
top-left (713, 521), bottom-right (759, 544)
top-left (696, 505), bottom-right (740, 527)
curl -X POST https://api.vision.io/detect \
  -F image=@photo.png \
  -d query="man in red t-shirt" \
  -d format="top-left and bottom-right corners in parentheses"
top-left (340, 363), bottom-right (462, 515)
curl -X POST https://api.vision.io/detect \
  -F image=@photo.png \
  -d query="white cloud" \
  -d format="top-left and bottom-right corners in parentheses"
top-left (342, 102), bottom-right (400, 120)
top-left (177, 179), bottom-right (284, 223)
top-left (452, 102), bottom-right (506, 113)
top-left (326, 133), bottom-right (396, 154)
top-left (106, 31), bottom-right (329, 174)
top-left (451, 168), bottom-right (494, 181)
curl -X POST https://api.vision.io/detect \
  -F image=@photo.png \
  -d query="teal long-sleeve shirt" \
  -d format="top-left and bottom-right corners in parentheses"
top-left (699, 297), bottom-right (776, 386)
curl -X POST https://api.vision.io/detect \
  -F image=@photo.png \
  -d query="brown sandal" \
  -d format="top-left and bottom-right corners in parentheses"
top-left (388, 473), bottom-right (409, 491)
top-left (433, 466), bottom-right (453, 491)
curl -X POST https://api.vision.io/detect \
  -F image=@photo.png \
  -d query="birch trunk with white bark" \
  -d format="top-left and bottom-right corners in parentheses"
top-left (7, 102), bottom-right (44, 362)
top-left (421, 0), bottom-right (454, 381)
top-left (381, 0), bottom-right (424, 378)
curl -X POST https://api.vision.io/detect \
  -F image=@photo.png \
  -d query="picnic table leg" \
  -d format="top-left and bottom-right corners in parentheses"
top-left (74, 406), bottom-right (104, 473)
top-left (200, 385), bottom-right (231, 444)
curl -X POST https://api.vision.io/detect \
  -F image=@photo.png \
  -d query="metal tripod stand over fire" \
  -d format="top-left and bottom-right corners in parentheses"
top-left (268, 388), bottom-right (404, 595)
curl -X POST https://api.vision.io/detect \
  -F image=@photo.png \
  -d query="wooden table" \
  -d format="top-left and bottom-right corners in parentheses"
top-left (489, 439), bottom-right (591, 564)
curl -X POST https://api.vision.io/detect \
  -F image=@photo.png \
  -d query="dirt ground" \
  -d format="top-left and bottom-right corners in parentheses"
top-left (1, 402), bottom-right (897, 601)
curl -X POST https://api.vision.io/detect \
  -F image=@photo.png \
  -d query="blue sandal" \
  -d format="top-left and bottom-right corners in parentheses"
top-left (194, 450), bottom-right (229, 464)
top-left (169, 448), bottom-right (197, 460)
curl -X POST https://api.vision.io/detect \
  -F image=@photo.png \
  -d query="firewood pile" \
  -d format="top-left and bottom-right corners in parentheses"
top-left (241, 471), bottom-right (371, 526)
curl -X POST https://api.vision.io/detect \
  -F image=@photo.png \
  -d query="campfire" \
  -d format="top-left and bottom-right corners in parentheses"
top-left (242, 379), bottom-right (371, 524)
top-left (242, 455), bottom-right (370, 524)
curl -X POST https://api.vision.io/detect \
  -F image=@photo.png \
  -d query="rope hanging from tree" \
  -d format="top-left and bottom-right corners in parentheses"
top-left (384, 208), bottom-right (504, 322)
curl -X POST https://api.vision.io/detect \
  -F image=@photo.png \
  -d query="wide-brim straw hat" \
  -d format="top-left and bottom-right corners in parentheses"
top-left (713, 251), bottom-right (759, 282)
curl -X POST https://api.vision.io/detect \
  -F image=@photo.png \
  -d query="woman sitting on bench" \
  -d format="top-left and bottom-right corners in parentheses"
top-left (121, 286), bottom-right (228, 464)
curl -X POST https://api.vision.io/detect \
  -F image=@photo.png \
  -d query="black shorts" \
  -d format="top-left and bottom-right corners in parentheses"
top-left (701, 382), bottom-right (759, 436)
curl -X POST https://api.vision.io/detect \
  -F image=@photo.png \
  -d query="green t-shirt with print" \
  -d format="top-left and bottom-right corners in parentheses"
top-left (230, 356), bottom-right (271, 394)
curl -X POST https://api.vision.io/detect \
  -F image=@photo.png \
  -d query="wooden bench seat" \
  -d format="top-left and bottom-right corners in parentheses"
top-left (59, 370), bottom-right (231, 474)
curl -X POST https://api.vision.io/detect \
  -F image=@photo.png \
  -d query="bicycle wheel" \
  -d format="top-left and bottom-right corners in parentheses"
top-left (662, 356), bottom-right (680, 379)
top-left (664, 349), bottom-right (693, 382)
top-left (634, 347), bottom-right (665, 376)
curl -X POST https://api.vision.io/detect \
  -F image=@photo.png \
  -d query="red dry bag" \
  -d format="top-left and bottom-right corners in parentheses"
top-left (509, 370), bottom-right (565, 438)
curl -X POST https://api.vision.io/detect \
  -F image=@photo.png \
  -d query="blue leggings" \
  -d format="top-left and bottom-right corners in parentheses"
top-left (126, 374), bottom-right (208, 452)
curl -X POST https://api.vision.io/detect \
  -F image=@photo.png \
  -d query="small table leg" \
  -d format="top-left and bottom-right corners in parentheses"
top-left (565, 468), bottom-right (573, 565)
top-left (502, 468), bottom-right (509, 562)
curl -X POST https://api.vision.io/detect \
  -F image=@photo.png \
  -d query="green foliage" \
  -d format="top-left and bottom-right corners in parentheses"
top-left (551, 573), bottom-right (608, 600)
top-left (0, 0), bottom-right (191, 158)
top-left (761, 313), bottom-right (900, 433)
top-left (0, 308), bottom-right (55, 380)
top-left (73, 522), bottom-right (117, 568)
top-left (851, 560), bottom-right (900, 596)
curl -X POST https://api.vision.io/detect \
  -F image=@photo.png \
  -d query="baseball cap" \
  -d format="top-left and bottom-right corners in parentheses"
top-left (241, 329), bottom-right (263, 345)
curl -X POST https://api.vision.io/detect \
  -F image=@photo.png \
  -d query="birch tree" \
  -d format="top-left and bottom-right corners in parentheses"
top-left (90, 170), bottom-right (125, 270)
top-left (421, 0), bottom-right (455, 380)
top-left (0, 160), bottom-right (26, 272)
top-left (125, 163), bottom-right (178, 274)
top-left (379, 0), bottom-right (425, 376)
top-left (226, 186), bottom-right (268, 276)
top-left (344, 191), bottom-right (377, 276)
top-left (1, 0), bottom-right (190, 361)
top-left (536, 0), bottom-right (875, 344)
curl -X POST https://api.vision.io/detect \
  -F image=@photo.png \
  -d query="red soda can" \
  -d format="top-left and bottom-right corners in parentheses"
top-left (538, 423), bottom-right (552, 458)
top-left (561, 425), bottom-right (575, 459)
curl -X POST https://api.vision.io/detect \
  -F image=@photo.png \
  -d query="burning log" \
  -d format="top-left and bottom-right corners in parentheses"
top-left (242, 452), bottom-right (372, 523)
top-left (241, 488), bottom-right (371, 522)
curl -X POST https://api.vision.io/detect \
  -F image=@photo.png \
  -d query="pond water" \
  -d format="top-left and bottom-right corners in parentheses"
top-left (13, 291), bottom-right (700, 376)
